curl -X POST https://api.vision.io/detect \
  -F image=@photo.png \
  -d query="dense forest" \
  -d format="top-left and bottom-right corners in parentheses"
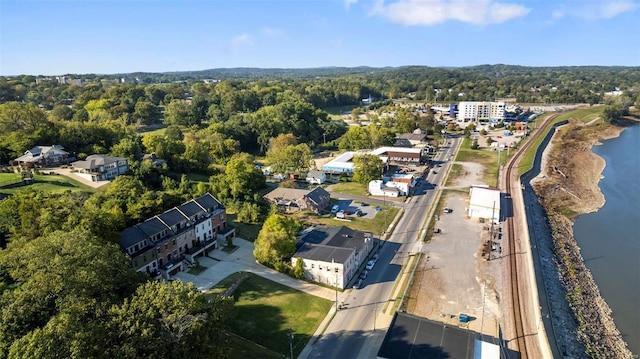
top-left (0, 65), bottom-right (638, 357)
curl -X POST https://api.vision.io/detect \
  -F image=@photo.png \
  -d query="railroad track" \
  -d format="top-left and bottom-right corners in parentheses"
top-left (503, 113), bottom-right (559, 358)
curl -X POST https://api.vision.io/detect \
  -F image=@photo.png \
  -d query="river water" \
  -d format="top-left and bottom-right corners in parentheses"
top-left (573, 124), bottom-right (640, 356)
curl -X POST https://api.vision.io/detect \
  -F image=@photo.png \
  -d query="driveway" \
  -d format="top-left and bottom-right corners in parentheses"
top-left (45, 167), bottom-right (110, 188)
top-left (174, 237), bottom-right (336, 301)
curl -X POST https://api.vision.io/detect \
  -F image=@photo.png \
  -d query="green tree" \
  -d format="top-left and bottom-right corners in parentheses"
top-left (223, 153), bottom-right (265, 201)
top-left (133, 100), bottom-right (161, 125)
top-left (292, 258), bottom-right (304, 279)
top-left (108, 280), bottom-right (234, 359)
top-left (353, 154), bottom-right (384, 185)
top-left (164, 100), bottom-right (192, 126)
top-left (0, 229), bottom-right (144, 357)
top-left (338, 126), bottom-right (371, 150)
top-left (254, 213), bottom-right (302, 267)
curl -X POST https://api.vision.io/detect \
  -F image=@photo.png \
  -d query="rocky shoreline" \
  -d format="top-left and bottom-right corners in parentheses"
top-left (531, 117), bottom-right (635, 358)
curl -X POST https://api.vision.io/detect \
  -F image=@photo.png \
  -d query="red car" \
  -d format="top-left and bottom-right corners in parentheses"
top-left (344, 210), bottom-right (353, 215)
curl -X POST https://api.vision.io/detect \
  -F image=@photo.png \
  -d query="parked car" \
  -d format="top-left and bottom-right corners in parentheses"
top-left (344, 209), bottom-right (352, 215)
top-left (331, 205), bottom-right (340, 213)
top-left (443, 207), bottom-right (452, 213)
top-left (355, 210), bottom-right (363, 217)
top-left (336, 210), bottom-right (345, 219)
top-left (372, 253), bottom-right (379, 262)
top-left (366, 260), bottom-right (375, 270)
top-left (359, 270), bottom-right (368, 280)
top-left (353, 278), bottom-right (363, 289)
top-left (361, 202), bottom-right (369, 207)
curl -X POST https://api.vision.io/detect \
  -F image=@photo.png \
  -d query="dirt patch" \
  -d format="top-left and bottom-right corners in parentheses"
top-left (448, 161), bottom-right (486, 189)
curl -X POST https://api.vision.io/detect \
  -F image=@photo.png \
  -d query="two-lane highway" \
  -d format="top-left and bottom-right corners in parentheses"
top-left (304, 135), bottom-right (461, 359)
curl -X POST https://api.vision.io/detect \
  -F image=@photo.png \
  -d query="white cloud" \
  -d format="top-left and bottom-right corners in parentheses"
top-left (345, 0), bottom-right (358, 9)
top-left (370, 0), bottom-right (531, 26)
top-left (230, 34), bottom-right (253, 51)
top-left (553, 1), bottom-right (638, 20)
top-left (551, 9), bottom-right (566, 20)
top-left (261, 27), bottom-right (284, 37)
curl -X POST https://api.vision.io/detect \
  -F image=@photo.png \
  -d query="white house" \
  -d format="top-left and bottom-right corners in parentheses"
top-left (368, 180), bottom-right (400, 198)
top-left (467, 185), bottom-right (501, 223)
top-left (291, 226), bottom-right (375, 289)
top-left (306, 170), bottom-right (327, 184)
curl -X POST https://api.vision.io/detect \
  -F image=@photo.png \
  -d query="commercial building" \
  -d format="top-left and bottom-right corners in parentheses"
top-left (467, 185), bottom-right (501, 223)
top-left (291, 226), bottom-right (375, 289)
top-left (321, 147), bottom-right (425, 174)
top-left (457, 101), bottom-right (506, 127)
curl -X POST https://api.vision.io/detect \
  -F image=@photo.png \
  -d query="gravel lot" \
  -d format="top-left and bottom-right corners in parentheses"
top-left (405, 161), bottom-right (503, 337)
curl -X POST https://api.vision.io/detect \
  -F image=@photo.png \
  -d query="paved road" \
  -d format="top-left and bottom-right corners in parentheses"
top-left (302, 135), bottom-right (462, 359)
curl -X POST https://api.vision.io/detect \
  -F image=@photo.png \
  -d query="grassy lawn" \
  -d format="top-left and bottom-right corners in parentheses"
top-left (227, 213), bottom-right (262, 242)
top-left (138, 126), bottom-right (167, 136)
top-left (206, 272), bottom-right (332, 358)
top-left (227, 334), bottom-right (283, 359)
top-left (0, 173), bottom-right (95, 195)
top-left (185, 173), bottom-right (211, 183)
top-left (322, 105), bottom-right (358, 119)
top-left (518, 107), bottom-right (603, 176)
top-left (0, 173), bottom-right (21, 186)
top-left (328, 182), bottom-right (368, 196)
top-left (454, 137), bottom-right (500, 187)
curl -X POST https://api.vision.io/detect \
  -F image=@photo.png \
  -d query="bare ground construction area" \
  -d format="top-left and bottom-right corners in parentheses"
top-left (405, 162), bottom-right (503, 337)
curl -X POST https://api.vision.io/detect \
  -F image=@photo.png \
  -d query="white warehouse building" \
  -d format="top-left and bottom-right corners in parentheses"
top-left (467, 185), bottom-right (501, 223)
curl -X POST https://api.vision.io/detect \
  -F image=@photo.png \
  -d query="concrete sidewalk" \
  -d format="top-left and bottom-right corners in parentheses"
top-left (175, 238), bottom-right (336, 301)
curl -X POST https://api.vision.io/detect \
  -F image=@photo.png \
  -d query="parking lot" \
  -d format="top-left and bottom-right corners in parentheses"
top-left (405, 162), bottom-right (503, 337)
top-left (333, 198), bottom-right (378, 219)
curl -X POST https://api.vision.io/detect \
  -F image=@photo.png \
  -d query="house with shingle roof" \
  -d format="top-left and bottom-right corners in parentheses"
top-left (72, 154), bottom-right (128, 182)
top-left (263, 186), bottom-right (331, 213)
top-left (13, 145), bottom-right (71, 167)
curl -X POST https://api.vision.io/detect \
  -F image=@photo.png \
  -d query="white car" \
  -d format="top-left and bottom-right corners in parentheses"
top-left (366, 260), bottom-right (375, 270)
top-left (330, 205), bottom-right (340, 213)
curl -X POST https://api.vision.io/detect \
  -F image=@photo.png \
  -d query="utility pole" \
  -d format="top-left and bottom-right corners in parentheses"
top-left (335, 270), bottom-right (338, 312)
top-left (288, 328), bottom-right (294, 359)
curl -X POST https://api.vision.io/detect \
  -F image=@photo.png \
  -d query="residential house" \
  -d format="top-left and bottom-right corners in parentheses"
top-left (72, 154), bottom-right (128, 182)
top-left (13, 145), bottom-right (70, 167)
top-left (139, 152), bottom-right (166, 167)
top-left (306, 170), bottom-right (327, 185)
top-left (395, 129), bottom-right (427, 147)
top-left (119, 193), bottom-right (234, 280)
top-left (291, 226), bottom-right (376, 289)
top-left (263, 186), bottom-right (331, 213)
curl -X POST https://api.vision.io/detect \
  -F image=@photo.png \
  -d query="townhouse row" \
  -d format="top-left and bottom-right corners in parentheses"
top-left (119, 193), bottom-right (235, 280)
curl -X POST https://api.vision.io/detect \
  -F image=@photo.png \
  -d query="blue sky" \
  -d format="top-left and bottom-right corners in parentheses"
top-left (1, 0), bottom-right (639, 75)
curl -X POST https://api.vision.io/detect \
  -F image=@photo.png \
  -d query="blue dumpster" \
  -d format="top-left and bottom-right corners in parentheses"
top-left (458, 314), bottom-right (469, 323)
